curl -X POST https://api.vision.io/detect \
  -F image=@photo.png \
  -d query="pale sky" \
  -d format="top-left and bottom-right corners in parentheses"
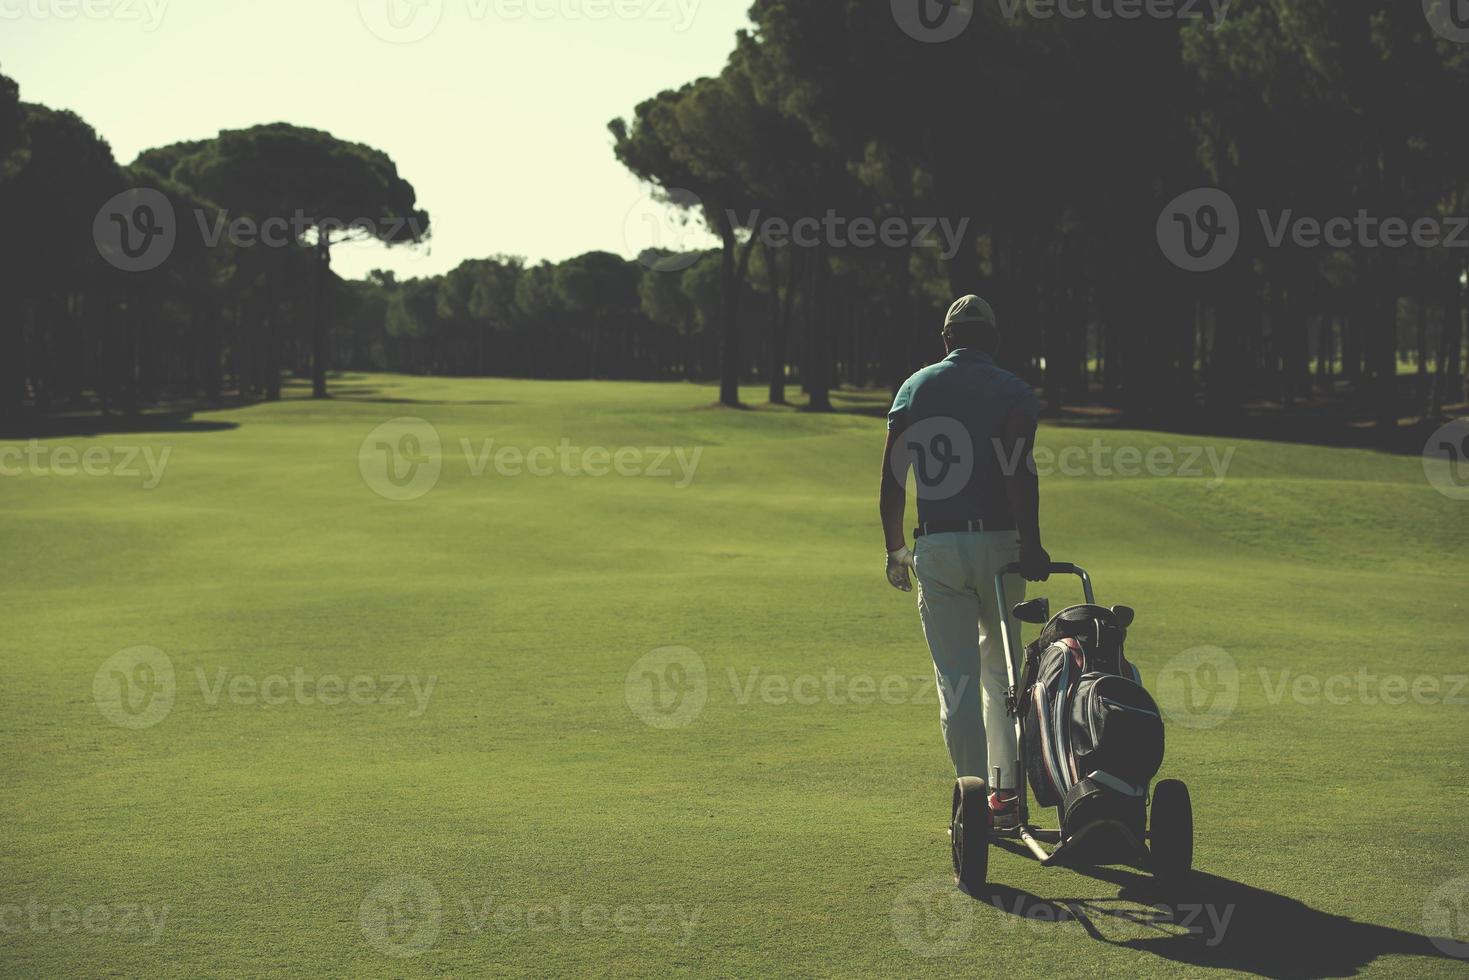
top-left (0, 0), bottom-right (735, 279)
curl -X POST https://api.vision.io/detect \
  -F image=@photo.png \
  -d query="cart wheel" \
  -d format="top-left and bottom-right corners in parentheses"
top-left (951, 776), bottom-right (990, 894)
top-left (1149, 779), bottom-right (1193, 884)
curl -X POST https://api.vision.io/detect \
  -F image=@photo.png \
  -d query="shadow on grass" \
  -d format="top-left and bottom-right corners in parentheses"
top-left (973, 858), bottom-right (1460, 978)
top-left (0, 411), bottom-right (239, 440)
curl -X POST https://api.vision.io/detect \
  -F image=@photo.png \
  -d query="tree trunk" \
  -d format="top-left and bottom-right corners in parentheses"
top-left (0, 299), bottom-right (26, 422)
top-left (1431, 275), bottom-right (1464, 418)
top-left (312, 239), bottom-right (330, 398)
top-left (715, 215), bottom-right (754, 408)
top-left (1367, 255), bottom-right (1398, 433)
top-left (804, 246), bottom-right (832, 411)
top-left (765, 243), bottom-right (789, 404)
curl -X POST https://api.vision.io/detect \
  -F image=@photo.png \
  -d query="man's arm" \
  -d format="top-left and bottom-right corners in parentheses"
top-left (1000, 404), bottom-right (1051, 582)
top-left (880, 429), bottom-right (908, 552)
top-left (879, 429), bottom-right (914, 591)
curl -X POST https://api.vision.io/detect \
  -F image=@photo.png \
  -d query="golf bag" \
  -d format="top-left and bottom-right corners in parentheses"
top-left (1016, 604), bottom-right (1164, 844)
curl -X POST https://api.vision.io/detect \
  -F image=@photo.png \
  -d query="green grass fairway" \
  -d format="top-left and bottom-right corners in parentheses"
top-left (3, 375), bottom-right (1466, 977)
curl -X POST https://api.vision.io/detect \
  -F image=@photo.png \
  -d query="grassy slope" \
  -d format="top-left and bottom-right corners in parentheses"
top-left (1, 374), bottom-right (1465, 978)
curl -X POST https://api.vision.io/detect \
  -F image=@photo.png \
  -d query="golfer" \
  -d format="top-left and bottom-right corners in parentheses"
top-left (880, 294), bottom-right (1050, 829)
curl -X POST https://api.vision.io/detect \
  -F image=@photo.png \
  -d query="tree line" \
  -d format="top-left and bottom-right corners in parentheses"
top-left (2, 0), bottom-right (1468, 430)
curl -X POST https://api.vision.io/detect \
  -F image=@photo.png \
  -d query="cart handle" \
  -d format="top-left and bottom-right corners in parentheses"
top-left (995, 562), bottom-right (1094, 608)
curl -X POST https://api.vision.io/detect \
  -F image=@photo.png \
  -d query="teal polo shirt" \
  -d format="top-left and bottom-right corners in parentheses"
top-left (887, 349), bottom-right (1038, 526)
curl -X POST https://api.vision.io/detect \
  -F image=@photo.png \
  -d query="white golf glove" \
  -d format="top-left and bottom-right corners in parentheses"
top-left (886, 546), bottom-right (915, 592)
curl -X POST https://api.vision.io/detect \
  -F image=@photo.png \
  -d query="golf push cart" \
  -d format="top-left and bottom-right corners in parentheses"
top-left (950, 561), bottom-right (1193, 892)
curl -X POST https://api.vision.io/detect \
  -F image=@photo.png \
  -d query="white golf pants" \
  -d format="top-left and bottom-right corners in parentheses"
top-left (913, 530), bottom-right (1024, 788)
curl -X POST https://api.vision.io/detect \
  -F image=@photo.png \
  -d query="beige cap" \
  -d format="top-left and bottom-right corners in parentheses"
top-left (944, 294), bottom-right (997, 330)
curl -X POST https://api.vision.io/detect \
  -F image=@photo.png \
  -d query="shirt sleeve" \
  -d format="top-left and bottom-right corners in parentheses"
top-left (887, 376), bottom-right (916, 430)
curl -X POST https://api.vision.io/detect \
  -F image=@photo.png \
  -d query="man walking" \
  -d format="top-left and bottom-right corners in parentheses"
top-left (880, 295), bottom-right (1050, 829)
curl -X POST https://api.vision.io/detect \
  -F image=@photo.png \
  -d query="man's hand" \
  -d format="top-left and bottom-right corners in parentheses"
top-left (886, 546), bottom-right (915, 592)
top-left (1018, 542), bottom-right (1051, 582)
